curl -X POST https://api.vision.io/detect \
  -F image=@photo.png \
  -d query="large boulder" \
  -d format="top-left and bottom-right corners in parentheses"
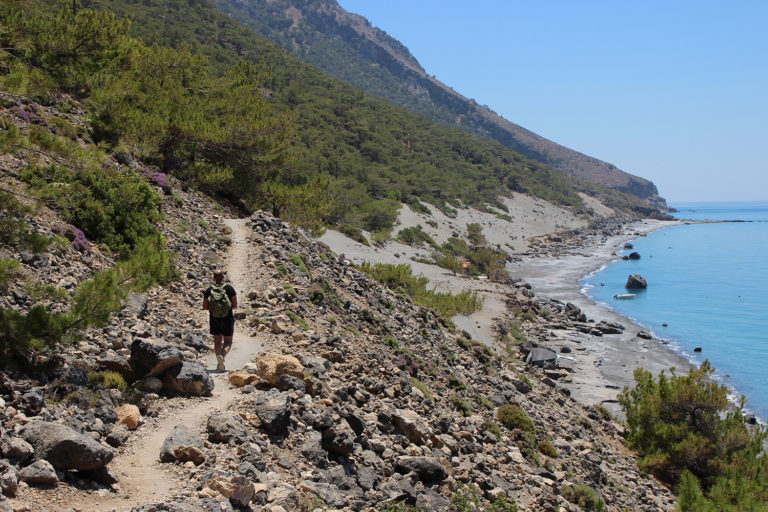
top-left (19, 421), bottom-right (114, 471)
top-left (163, 362), bottom-right (214, 396)
top-left (253, 390), bottom-right (291, 435)
top-left (160, 425), bottom-right (203, 464)
top-left (395, 456), bottom-right (448, 483)
top-left (206, 412), bottom-right (249, 444)
top-left (255, 353), bottom-right (304, 386)
top-left (130, 338), bottom-right (183, 380)
top-left (0, 460), bottom-right (18, 497)
top-left (625, 273), bottom-right (648, 289)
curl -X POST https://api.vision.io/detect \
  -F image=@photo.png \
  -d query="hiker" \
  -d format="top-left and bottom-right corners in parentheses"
top-left (202, 269), bottom-right (237, 371)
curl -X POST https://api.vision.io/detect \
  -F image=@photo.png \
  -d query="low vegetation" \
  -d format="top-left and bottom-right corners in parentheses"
top-left (619, 361), bottom-right (768, 510)
top-left (356, 262), bottom-right (482, 318)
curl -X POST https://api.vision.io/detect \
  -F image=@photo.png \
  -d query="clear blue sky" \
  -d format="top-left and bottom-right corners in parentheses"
top-left (337, 1), bottom-right (767, 202)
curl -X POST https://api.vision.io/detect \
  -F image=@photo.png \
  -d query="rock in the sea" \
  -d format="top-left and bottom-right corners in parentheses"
top-left (628, 251), bottom-right (641, 260)
top-left (20, 421), bottom-right (114, 470)
top-left (255, 353), bottom-right (304, 386)
top-left (253, 389), bottom-right (291, 435)
top-left (163, 361), bottom-right (214, 396)
top-left (19, 460), bottom-right (58, 486)
top-left (130, 338), bottom-right (183, 379)
top-left (625, 273), bottom-right (647, 289)
top-left (160, 425), bottom-right (203, 463)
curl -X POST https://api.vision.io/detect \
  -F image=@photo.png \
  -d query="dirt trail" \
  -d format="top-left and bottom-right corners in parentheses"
top-left (64, 218), bottom-right (263, 512)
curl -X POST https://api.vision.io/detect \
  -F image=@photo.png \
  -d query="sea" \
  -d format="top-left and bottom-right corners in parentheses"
top-left (581, 201), bottom-right (768, 419)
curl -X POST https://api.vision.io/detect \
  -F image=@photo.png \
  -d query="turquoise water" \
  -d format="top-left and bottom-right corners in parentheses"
top-left (582, 202), bottom-right (768, 418)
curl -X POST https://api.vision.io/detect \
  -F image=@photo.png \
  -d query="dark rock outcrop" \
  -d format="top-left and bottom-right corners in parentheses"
top-left (625, 273), bottom-right (648, 289)
top-left (19, 421), bottom-right (114, 471)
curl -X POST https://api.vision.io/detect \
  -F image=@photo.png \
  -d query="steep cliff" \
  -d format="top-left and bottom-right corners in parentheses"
top-left (217, 0), bottom-right (668, 210)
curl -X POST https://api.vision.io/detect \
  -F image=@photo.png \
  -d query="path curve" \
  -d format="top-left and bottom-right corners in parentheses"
top-left (67, 218), bottom-right (262, 511)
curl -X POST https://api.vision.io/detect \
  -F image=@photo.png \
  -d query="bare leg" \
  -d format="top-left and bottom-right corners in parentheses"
top-left (213, 334), bottom-right (223, 357)
top-left (222, 336), bottom-right (233, 358)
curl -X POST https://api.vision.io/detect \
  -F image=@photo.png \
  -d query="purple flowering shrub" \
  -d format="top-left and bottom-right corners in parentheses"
top-left (142, 168), bottom-right (169, 189)
top-left (55, 225), bottom-right (89, 252)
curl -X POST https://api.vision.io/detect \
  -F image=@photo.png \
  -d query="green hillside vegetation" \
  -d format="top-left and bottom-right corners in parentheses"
top-left (75, 0), bottom-right (658, 230)
top-left (619, 362), bottom-right (768, 511)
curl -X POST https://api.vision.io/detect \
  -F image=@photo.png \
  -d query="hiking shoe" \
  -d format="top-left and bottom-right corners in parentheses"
top-left (216, 355), bottom-right (225, 372)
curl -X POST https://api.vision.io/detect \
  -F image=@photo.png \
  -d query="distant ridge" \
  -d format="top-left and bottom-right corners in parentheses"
top-left (216, 0), bottom-right (668, 210)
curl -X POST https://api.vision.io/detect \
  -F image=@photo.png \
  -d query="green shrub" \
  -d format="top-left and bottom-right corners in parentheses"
top-left (289, 253), bottom-right (310, 276)
top-left (497, 404), bottom-right (535, 433)
top-left (448, 373), bottom-right (466, 392)
top-left (87, 371), bottom-right (127, 392)
top-left (618, 361), bottom-right (768, 509)
top-left (276, 264), bottom-right (288, 276)
top-left (286, 311), bottom-right (308, 330)
top-left (21, 162), bottom-right (163, 258)
top-left (382, 335), bottom-right (399, 349)
top-left (560, 484), bottom-right (603, 511)
top-left (337, 223), bottom-right (369, 246)
top-left (450, 395), bottom-right (471, 417)
top-left (538, 440), bottom-right (558, 457)
top-left (410, 377), bottom-right (433, 402)
top-left (396, 225), bottom-right (437, 248)
top-left (483, 419), bottom-right (503, 442)
top-left (377, 501), bottom-right (419, 512)
top-left (357, 262), bottom-right (481, 318)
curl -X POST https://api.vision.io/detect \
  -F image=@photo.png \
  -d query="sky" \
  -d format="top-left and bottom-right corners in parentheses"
top-left (337, 1), bottom-right (767, 202)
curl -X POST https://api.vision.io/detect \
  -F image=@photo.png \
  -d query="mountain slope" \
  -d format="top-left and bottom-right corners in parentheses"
top-left (214, 0), bottom-right (668, 209)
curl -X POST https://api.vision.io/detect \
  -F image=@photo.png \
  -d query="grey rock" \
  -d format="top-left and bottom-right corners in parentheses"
top-left (416, 488), bottom-right (451, 511)
top-left (253, 390), bottom-right (291, 435)
top-left (278, 374), bottom-right (306, 394)
top-left (163, 361), bottom-right (214, 396)
top-left (130, 338), bottom-right (183, 379)
top-left (106, 425), bottom-right (130, 448)
top-left (123, 292), bottom-right (148, 318)
top-left (300, 431), bottom-right (327, 468)
top-left (207, 412), bottom-right (249, 444)
top-left (0, 436), bottom-right (34, 465)
top-left (0, 461), bottom-right (18, 497)
top-left (19, 460), bottom-right (58, 486)
top-left (20, 421), bottom-right (114, 470)
top-left (300, 481), bottom-right (348, 508)
top-left (160, 425), bottom-right (202, 463)
top-left (322, 419), bottom-right (356, 457)
top-left (395, 456), bottom-right (448, 483)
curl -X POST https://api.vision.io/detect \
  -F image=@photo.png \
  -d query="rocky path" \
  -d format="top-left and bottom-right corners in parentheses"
top-left (65, 218), bottom-right (264, 512)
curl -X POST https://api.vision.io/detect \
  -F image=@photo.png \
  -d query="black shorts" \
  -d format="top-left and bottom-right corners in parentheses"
top-left (209, 316), bottom-right (235, 336)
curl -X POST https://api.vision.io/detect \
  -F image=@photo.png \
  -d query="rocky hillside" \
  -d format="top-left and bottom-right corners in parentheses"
top-left (215, 0), bottom-right (669, 210)
top-left (0, 93), bottom-right (675, 509)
